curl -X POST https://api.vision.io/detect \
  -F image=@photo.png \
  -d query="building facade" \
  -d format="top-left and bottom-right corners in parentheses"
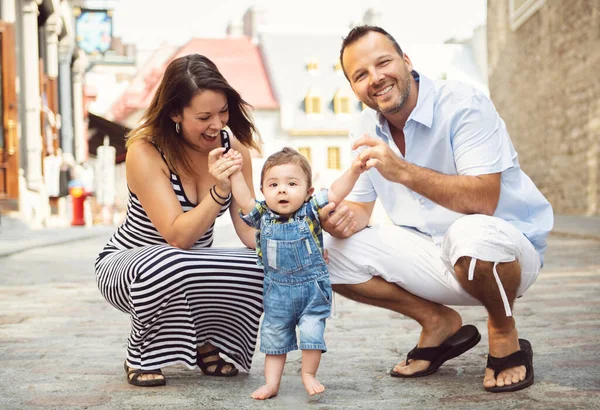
top-left (487, 0), bottom-right (599, 215)
top-left (0, 0), bottom-right (135, 225)
top-left (0, 0), bottom-right (84, 225)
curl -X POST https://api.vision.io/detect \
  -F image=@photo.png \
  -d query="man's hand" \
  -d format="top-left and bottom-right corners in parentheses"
top-left (318, 202), bottom-right (357, 239)
top-left (353, 135), bottom-right (407, 183)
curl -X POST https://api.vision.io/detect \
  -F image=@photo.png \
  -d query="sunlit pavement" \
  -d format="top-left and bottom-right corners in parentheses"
top-left (0, 218), bottom-right (599, 409)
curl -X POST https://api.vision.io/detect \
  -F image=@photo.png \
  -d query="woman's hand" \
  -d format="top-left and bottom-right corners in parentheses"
top-left (208, 147), bottom-right (242, 194)
top-left (224, 149), bottom-right (243, 175)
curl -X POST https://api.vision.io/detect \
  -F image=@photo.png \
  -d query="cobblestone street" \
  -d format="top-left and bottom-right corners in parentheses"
top-left (1, 225), bottom-right (599, 409)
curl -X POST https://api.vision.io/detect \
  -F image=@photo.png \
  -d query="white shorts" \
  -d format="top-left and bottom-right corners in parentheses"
top-left (324, 214), bottom-right (541, 311)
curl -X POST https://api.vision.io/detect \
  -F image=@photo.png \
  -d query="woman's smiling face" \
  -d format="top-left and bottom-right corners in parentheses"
top-left (173, 89), bottom-right (229, 152)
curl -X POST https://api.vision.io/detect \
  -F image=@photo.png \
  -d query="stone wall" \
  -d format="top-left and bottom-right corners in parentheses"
top-left (487, 0), bottom-right (600, 215)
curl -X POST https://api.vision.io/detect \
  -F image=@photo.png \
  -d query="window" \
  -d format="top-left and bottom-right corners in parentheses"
top-left (341, 98), bottom-right (351, 113)
top-left (306, 59), bottom-right (319, 72)
top-left (305, 89), bottom-right (321, 114)
top-left (333, 88), bottom-right (352, 114)
top-left (298, 147), bottom-right (312, 163)
top-left (509, 0), bottom-right (545, 31)
top-left (327, 147), bottom-right (341, 170)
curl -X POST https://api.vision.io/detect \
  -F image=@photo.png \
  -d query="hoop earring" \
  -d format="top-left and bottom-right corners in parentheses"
top-left (175, 122), bottom-right (181, 134)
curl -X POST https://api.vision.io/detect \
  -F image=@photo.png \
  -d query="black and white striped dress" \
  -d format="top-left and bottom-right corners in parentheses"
top-left (95, 135), bottom-right (263, 372)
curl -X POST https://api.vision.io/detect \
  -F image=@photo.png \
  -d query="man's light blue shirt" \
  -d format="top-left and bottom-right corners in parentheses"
top-left (348, 71), bottom-right (554, 264)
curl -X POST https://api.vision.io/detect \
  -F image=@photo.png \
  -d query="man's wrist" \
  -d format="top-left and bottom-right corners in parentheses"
top-left (395, 159), bottom-right (412, 186)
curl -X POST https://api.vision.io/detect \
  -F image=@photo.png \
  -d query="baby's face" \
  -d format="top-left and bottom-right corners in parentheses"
top-left (261, 163), bottom-right (312, 218)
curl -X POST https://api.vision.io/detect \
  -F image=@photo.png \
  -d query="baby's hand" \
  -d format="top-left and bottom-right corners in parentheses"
top-left (224, 149), bottom-right (240, 159)
top-left (224, 149), bottom-right (243, 174)
top-left (351, 158), bottom-right (366, 175)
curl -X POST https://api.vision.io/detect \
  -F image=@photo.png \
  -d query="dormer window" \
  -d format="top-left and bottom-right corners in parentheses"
top-left (305, 88), bottom-right (322, 114)
top-left (333, 89), bottom-right (352, 114)
top-left (306, 59), bottom-right (319, 72)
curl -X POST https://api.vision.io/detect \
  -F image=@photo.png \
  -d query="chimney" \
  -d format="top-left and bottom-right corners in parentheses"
top-left (363, 8), bottom-right (382, 26)
top-left (227, 20), bottom-right (244, 37)
top-left (243, 6), bottom-right (266, 44)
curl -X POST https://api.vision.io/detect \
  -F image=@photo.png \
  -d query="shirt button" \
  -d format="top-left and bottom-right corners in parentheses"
top-left (419, 198), bottom-right (425, 204)
top-left (431, 229), bottom-right (437, 234)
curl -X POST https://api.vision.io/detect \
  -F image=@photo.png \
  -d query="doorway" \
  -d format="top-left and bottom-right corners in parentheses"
top-left (0, 21), bottom-right (19, 210)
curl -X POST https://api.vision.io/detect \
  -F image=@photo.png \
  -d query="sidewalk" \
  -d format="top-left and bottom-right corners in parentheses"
top-left (0, 215), bottom-right (114, 258)
top-left (552, 214), bottom-right (600, 240)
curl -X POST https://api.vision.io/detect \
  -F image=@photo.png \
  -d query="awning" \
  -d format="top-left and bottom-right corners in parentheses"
top-left (38, 0), bottom-right (55, 26)
top-left (87, 112), bottom-right (130, 163)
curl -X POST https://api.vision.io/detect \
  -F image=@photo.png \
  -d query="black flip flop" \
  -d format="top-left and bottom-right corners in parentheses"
top-left (390, 324), bottom-right (481, 378)
top-left (485, 339), bottom-right (534, 393)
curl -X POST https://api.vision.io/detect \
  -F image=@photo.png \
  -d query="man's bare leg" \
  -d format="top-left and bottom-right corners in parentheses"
top-left (333, 276), bottom-right (463, 375)
top-left (251, 354), bottom-right (286, 400)
top-left (453, 257), bottom-right (527, 389)
top-left (302, 350), bottom-right (325, 395)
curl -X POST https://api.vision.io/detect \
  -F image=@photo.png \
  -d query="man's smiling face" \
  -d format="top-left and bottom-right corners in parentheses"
top-left (343, 31), bottom-right (413, 115)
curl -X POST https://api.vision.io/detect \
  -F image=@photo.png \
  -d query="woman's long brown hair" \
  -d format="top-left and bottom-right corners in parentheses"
top-left (126, 54), bottom-right (260, 176)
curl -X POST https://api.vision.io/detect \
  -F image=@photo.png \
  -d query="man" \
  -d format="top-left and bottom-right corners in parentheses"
top-left (318, 26), bottom-right (553, 393)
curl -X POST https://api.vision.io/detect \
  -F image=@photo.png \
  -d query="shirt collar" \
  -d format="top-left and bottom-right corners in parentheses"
top-left (266, 207), bottom-right (292, 222)
top-left (375, 70), bottom-right (434, 132)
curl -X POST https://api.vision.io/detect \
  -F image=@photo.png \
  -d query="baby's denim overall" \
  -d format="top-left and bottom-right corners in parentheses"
top-left (259, 207), bottom-right (332, 355)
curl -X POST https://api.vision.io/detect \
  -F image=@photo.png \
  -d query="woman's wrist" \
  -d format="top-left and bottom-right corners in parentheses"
top-left (209, 187), bottom-right (227, 206)
top-left (212, 184), bottom-right (230, 200)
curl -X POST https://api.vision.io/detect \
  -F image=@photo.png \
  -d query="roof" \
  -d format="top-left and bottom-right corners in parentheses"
top-left (160, 36), bottom-right (278, 110)
top-left (111, 36), bottom-right (278, 123)
top-left (401, 43), bottom-right (488, 93)
top-left (87, 112), bottom-right (131, 163)
top-left (110, 44), bottom-right (178, 122)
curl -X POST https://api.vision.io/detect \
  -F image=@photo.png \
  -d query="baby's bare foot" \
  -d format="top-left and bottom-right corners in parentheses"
top-left (251, 384), bottom-right (279, 400)
top-left (302, 374), bottom-right (325, 396)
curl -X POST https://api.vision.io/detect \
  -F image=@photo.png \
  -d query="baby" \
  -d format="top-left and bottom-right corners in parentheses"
top-left (227, 147), bottom-right (363, 400)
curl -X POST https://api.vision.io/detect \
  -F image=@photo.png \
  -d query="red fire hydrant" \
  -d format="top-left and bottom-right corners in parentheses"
top-left (70, 186), bottom-right (87, 226)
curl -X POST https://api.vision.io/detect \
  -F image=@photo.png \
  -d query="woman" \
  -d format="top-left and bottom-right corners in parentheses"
top-left (95, 54), bottom-right (263, 387)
